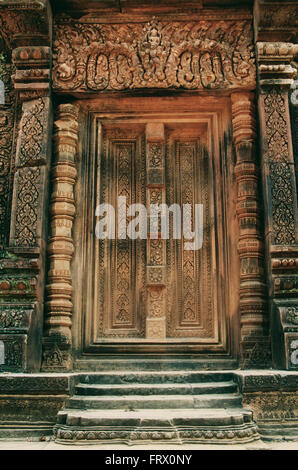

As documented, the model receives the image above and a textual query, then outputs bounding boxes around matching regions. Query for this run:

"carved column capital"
[254,1,298,43]
[0,1,52,52]
[257,42,298,88]
[231,92,257,146]
[11,45,51,101]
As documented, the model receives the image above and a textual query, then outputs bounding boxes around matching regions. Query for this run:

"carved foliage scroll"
[53,19,256,92]
[97,128,146,338]
[16,98,48,167]
[13,167,42,247]
[263,89,296,245]
[166,137,213,339]
[10,97,51,249]
[0,64,15,248]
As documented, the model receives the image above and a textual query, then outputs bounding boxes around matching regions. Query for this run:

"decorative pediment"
[53,17,256,92]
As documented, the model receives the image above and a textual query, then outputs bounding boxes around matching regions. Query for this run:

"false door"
[76,100,234,355]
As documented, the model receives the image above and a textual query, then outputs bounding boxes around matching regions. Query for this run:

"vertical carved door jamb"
[1,44,53,372]
[42,104,79,372]
[231,91,271,369]
[257,42,298,370]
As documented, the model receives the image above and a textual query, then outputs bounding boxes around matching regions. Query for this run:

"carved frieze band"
[44,104,79,342]
[53,18,256,92]
[231,92,270,368]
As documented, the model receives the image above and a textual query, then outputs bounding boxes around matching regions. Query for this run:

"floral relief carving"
[286,307,298,325]
[148,143,163,168]
[0,64,15,248]
[263,89,296,245]
[0,308,25,329]
[53,19,256,92]
[14,167,41,247]
[17,98,46,167]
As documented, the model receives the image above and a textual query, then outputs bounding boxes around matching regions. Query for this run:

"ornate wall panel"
[257,41,298,370]
[262,88,296,246]
[53,18,256,92]
[9,97,52,251]
[97,127,146,339]
[166,137,214,339]
[0,64,16,250]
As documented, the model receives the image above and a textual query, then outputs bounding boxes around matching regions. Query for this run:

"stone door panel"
[73,96,236,355]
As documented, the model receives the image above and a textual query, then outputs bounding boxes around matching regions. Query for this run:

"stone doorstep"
[58,408,253,427]
[54,408,258,445]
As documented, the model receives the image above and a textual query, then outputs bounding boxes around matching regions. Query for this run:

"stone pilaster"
[145,124,167,340]
[0,1,52,372]
[42,104,79,371]
[257,41,298,370]
[231,91,271,368]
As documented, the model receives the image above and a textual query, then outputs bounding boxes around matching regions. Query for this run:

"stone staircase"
[54,370,259,444]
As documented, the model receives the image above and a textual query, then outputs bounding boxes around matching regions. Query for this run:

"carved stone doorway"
[72,95,239,359]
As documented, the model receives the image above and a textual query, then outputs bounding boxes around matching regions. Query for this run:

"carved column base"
[240,336,272,369]
[271,300,298,370]
[41,336,72,372]
[0,254,43,372]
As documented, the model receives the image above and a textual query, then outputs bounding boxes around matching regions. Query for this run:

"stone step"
[77,371,235,385]
[75,381,238,396]
[67,393,242,410]
[74,358,237,372]
[55,408,259,444]
[58,408,252,427]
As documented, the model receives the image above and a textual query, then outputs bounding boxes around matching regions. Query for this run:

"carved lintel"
[53,18,256,93]
[42,103,79,371]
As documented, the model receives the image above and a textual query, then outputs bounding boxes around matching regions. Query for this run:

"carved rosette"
[257,41,298,370]
[42,104,79,371]
[231,92,271,368]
